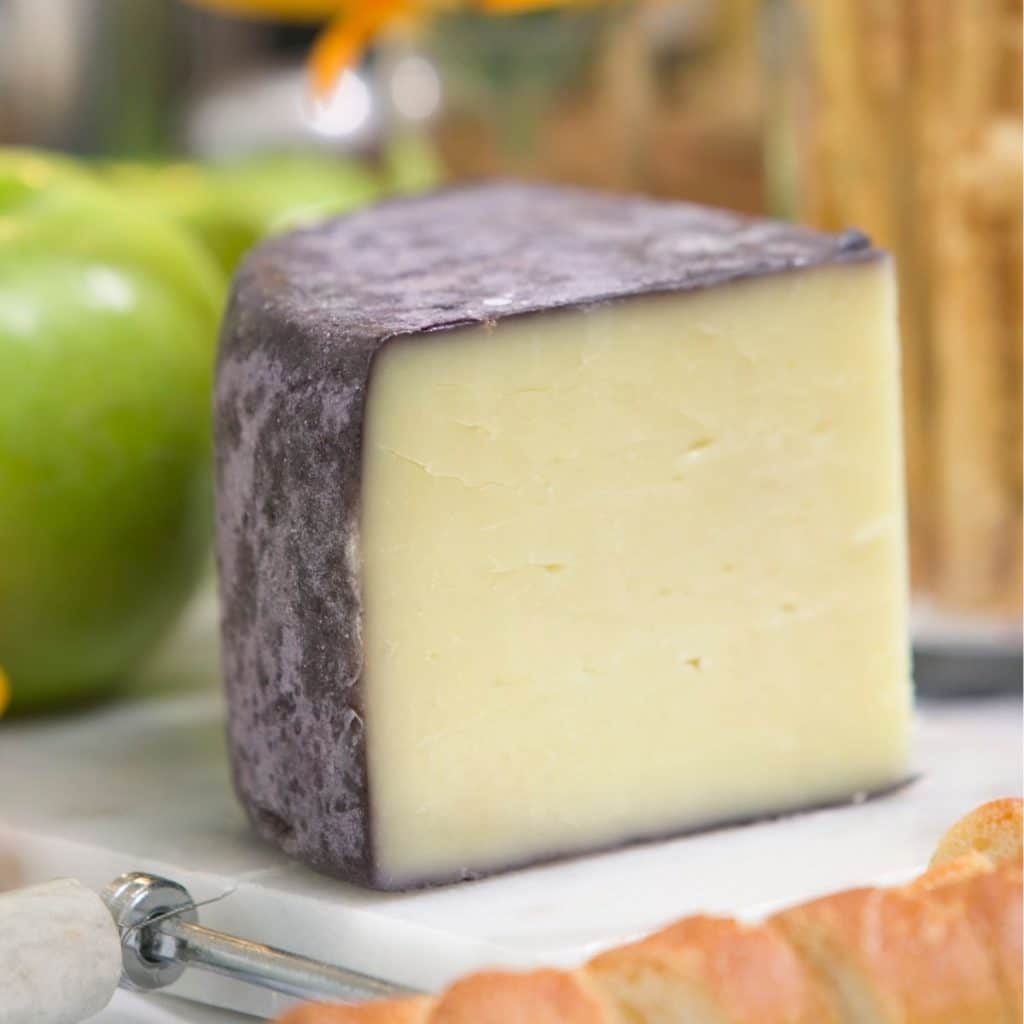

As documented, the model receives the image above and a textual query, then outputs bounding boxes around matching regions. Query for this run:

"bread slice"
[772,875,1009,1023]
[585,914,839,1023]
[930,798,1023,867]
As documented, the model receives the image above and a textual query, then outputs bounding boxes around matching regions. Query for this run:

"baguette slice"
[585,914,839,1024]
[771,873,1009,1023]
[930,798,1023,867]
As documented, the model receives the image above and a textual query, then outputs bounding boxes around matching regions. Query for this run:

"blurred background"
[0,0,1020,710]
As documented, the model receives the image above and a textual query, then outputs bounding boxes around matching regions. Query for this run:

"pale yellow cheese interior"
[361,262,911,885]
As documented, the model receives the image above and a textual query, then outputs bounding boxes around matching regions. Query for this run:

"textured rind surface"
[215,182,881,889]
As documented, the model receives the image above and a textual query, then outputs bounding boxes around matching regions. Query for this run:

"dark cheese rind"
[214,183,880,889]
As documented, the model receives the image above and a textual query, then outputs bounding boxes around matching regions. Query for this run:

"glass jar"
[419,0,766,213]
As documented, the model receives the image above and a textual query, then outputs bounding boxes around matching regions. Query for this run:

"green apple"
[0,152,224,711]
[210,140,445,233]
[104,161,260,277]
[106,153,384,275]
[208,151,382,239]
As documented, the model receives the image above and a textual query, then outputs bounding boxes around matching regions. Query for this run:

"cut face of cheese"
[215,182,911,889]
[361,263,910,884]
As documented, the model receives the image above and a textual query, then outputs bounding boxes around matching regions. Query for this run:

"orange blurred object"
[186,0,598,93]
[310,0,417,95]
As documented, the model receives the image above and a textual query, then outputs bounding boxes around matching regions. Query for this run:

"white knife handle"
[0,878,122,1024]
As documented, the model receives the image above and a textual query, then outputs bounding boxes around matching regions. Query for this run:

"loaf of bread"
[279,799,1022,1023]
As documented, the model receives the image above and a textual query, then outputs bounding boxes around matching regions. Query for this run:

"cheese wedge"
[215,183,912,889]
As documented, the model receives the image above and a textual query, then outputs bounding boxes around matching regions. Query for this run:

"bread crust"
[430,970,611,1024]
[926,860,1023,1017]
[930,798,1023,867]
[906,850,994,893]
[587,914,839,1023]
[771,878,1008,1023]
